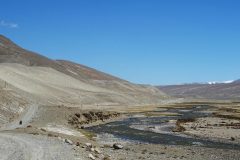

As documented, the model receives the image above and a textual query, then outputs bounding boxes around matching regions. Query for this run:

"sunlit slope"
[0,35,166,106]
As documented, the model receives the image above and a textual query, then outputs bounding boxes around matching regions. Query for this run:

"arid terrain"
[159,81,240,100]
[0,35,240,160]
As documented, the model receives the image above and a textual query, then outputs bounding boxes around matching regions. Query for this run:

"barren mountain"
[0,35,166,108]
[234,79,240,83]
[158,82,240,100]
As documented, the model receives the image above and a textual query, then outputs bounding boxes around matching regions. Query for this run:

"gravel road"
[0,133,80,160]
[0,104,82,160]
[0,104,38,131]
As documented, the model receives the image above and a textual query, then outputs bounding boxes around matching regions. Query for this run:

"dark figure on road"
[19,120,22,125]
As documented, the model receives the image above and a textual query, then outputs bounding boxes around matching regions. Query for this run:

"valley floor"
[1,101,240,160]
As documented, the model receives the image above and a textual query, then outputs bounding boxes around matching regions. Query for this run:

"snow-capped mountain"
[207,80,234,85]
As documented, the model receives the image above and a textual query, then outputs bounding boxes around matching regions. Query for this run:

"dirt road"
[0,104,81,160]
[0,133,79,160]
[0,104,39,131]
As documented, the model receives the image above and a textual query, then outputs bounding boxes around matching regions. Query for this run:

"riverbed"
[87,105,240,150]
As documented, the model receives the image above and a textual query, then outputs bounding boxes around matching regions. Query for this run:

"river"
[87,105,240,150]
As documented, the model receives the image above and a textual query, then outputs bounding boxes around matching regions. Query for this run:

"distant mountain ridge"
[170,80,234,86]
[158,79,240,100]
[234,79,240,83]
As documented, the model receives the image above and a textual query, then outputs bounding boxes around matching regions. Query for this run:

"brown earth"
[158,82,240,100]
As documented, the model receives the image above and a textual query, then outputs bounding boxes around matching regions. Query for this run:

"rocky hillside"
[0,35,166,107]
[158,82,240,100]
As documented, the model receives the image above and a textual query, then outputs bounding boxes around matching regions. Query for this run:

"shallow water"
[87,105,240,150]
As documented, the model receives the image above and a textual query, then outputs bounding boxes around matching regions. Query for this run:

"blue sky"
[0,0,240,85]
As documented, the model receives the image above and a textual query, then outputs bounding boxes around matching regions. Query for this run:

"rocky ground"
[0,132,80,160]
[1,102,240,160]
[98,142,240,160]
[182,117,240,143]
[2,129,240,160]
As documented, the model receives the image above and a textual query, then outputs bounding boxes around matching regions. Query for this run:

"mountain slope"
[158,82,240,100]
[0,35,166,107]
[234,79,240,83]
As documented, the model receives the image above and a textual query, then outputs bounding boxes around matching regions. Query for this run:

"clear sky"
[0,0,240,85]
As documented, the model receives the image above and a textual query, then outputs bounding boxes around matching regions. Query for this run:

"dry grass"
[144,112,180,117]
[212,102,240,120]
[119,102,214,114]
[213,112,240,120]
[120,105,161,114]
[172,118,196,132]
[79,129,96,140]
